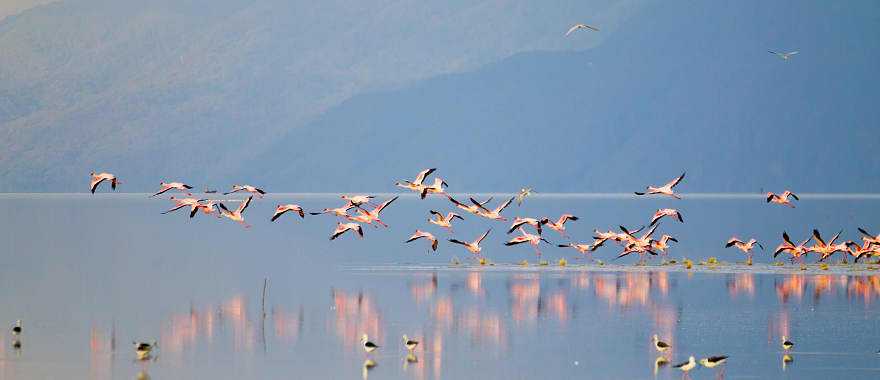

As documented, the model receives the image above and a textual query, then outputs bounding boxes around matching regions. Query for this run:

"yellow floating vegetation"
[819,263,829,271]
[519,260,529,267]
[558,258,567,267]
[539,260,549,266]
[683,258,693,269]
[479,257,488,266]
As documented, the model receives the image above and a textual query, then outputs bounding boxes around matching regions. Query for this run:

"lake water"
[0,194,878,379]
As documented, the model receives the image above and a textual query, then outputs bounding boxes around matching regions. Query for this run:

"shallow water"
[0,194,878,379]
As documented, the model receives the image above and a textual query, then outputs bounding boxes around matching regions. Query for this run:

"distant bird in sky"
[396,168,436,194]
[402,335,419,352]
[565,23,599,36]
[515,187,535,206]
[635,172,685,199]
[472,197,514,221]
[769,50,798,60]
[224,184,266,198]
[218,196,253,228]
[673,356,696,377]
[271,204,306,221]
[541,214,579,237]
[649,208,683,227]
[331,222,364,240]
[449,229,491,255]
[766,190,799,208]
[89,172,119,193]
[428,210,464,232]
[405,230,438,252]
[151,182,193,197]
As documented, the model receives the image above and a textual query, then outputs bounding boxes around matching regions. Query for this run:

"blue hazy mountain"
[248,1,880,193]
[1,1,878,192]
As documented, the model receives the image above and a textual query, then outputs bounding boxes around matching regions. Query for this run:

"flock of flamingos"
[88,168,880,268]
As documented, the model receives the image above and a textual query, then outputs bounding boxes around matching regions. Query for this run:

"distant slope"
[0,0,639,192]
[249,1,880,192]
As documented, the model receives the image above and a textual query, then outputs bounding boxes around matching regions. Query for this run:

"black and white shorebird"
[782,336,794,350]
[654,356,669,375]
[11,320,22,336]
[361,334,379,354]
[673,356,696,378]
[134,340,157,360]
[699,355,728,375]
[402,335,419,352]
[652,334,670,353]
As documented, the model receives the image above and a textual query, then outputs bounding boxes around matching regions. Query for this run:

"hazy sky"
[0,0,57,21]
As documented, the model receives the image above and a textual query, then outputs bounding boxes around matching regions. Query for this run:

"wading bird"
[541,214,578,237]
[330,222,364,240]
[635,172,685,199]
[726,237,763,264]
[616,225,660,264]
[395,168,436,194]
[402,335,419,352]
[769,50,798,60]
[505,227,551,259]
[133,341,157,360]
[565,23,599,36]
[673,356,696,378]
[151,182,193,197]
[89,172,119,193]
[224,184,266,198]
[218,196,253,228]
[649,209,684,227]
[449,229,491,256]
[405,230,438,252]
[11,320,21,336]
[699,355,728,376]
[766,190,799,208]
[271,204,306,221]
[428,210,464,232]
[782,336,794,350]
[361,334,379,354]
[473,197,514,221]
[652,334,670,353]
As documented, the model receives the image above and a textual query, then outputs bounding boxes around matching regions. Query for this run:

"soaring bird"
[395,168,436,194]
[769,50,799,60]
[406,230,439,252]
[224,184,266,198]
[766,190,799,208]
[271,204,306,221]
[649,209,684,227]
[541,214,578,237]
[472,197,514,221]
[217,196,253,228]
[361,334,379,354]
[449,229,492,255]
[635,172,685,199]
[652,334,670,352]
[428,210,464,232]
[151,182,193,197]
[565,23,599,36]
[402,335,419,351]
[89,172,119,193]
[330,222,364,240]
[515,187,535,206]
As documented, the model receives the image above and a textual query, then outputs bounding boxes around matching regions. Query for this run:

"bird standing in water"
[402,335,419,352]
[361,334,379,354]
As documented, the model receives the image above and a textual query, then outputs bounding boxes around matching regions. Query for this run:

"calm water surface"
[0,194,878,379]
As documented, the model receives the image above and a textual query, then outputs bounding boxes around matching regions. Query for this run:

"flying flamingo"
[773,232,812,264]
[310,205,354,218]
[161,197,202,215]
[635,172,685,199]
[766,191,799,208]
[504,227,551,259]
[89,172,119,193]
[845,241,879,263]
[857,227,880,246]
[191,199,220,218]
[218,196,253,228]
[419,178,449,199]
[649,209,684,227]
[541,214,579,237]
[405,230,439,252]
[151,182,193,197]
[725,237,763,264]
[330,222,364,240]
[224,184,266,198]
[341,195,375,208]
[472,197,514,221]
[347,196,398,227]
[809,229,848,263]
[395,168,436,194]
[270,204,306,221]
[448,229,491,256]
[616,224,660,264]
[507,217,545,235]
[651,234,678,260]
[447,195,493,216]
[557,242,598,261]
[428,210,464,232]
